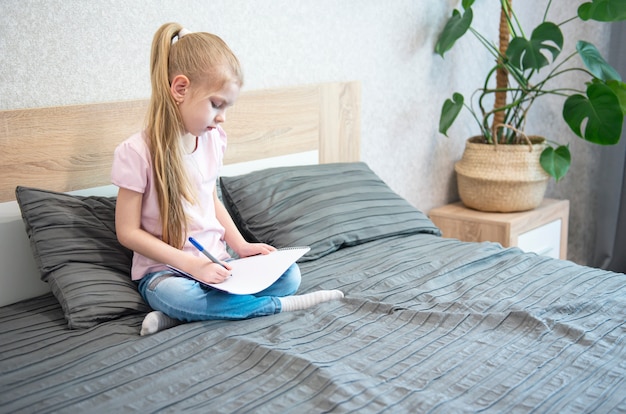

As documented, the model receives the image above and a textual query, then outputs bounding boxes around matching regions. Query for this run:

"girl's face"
[178,78,240,137]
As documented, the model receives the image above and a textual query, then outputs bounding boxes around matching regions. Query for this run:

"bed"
[1,81,625,413]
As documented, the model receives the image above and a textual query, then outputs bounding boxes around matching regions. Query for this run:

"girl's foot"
[140,311,180,335]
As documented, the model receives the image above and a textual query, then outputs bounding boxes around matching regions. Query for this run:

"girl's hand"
[236,242,276,258]
[187,257,232,284]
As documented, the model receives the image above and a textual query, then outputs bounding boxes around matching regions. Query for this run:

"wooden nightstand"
[429,198,569,260]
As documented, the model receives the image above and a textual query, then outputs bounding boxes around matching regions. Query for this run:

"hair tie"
[172,28,192,44]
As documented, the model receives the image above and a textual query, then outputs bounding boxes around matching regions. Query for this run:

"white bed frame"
[0,81,361,306]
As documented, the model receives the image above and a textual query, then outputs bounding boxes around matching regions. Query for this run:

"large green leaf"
[506,22,563,71]
[439,93,464,136]
[578,0,626,21]
[577,41,622,81]
[606,80,626,114]
[563,82,623,144]
[540,145,571,181]
[435,8,473,57]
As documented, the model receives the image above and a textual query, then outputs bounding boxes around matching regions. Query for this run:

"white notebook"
[167,246,310,295]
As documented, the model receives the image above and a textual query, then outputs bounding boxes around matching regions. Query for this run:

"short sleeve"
[111,134,151,194]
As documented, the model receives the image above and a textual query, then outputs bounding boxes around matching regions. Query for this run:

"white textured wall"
[0,1,614,265]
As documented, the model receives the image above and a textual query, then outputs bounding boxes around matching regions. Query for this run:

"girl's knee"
[281,263,302,294]
[262,263,301,297]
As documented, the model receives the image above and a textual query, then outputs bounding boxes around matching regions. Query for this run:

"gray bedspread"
[1,234,625,413]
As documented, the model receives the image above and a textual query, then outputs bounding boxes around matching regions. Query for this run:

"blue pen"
[189,237,227,269]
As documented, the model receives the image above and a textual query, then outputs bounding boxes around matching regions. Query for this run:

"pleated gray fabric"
[2,234,625,413]
[220,162,441,261]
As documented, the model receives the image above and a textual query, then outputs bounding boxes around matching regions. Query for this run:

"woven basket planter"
[454,136,550,213]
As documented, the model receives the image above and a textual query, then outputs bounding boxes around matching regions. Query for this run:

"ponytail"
[147,23,187,249]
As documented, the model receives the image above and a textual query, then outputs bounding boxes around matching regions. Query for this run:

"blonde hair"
[146,22,243,249]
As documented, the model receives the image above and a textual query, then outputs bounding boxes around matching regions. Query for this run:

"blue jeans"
[137,263,301,322]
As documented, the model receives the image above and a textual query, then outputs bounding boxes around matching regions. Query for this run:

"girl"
[112,23,343,336]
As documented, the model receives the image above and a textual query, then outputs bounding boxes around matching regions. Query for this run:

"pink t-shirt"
[111,127,229,280]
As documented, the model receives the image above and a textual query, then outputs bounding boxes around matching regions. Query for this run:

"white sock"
[279,290,344,312]
[140,311,180,336]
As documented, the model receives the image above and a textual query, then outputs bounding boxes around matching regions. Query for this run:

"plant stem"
[503,0,524,37]
[543,0,553,22]
[557,15,579,27]
[469,28,500,59]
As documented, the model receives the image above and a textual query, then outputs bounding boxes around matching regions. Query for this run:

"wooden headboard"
[0,81,360,306]
[0,81,360,202]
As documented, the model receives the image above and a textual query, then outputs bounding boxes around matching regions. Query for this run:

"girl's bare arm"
[115,187,230,283]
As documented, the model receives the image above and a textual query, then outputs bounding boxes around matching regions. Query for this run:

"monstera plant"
[436,0,626,182]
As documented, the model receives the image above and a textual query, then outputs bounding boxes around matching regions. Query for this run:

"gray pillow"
[15,186,148,329]
[220,162,441,261]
